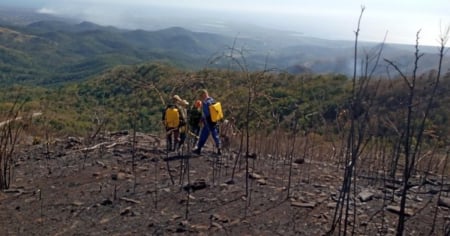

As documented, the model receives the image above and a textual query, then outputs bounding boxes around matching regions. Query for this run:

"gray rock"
[291,201,316,208]
[438,197,450,208]
[386,205,414,216]
[358,190,374,202]
[248,172,263,179]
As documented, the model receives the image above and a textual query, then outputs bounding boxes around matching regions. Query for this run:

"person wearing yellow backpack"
[174,96,189,150]
[162,95,184,151]
[192,89,221,155]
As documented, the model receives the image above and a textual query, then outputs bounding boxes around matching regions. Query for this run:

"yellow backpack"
[209,102,224,122]
[165,107,180,128]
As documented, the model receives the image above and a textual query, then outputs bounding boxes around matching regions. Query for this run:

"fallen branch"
[0,112,42,128]
[119,197,141,204]
[80,142,110,152]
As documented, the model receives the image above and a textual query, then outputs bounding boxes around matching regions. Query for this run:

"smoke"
[37,7,56,14]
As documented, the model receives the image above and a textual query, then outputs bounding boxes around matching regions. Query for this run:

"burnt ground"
[0,131,449,236]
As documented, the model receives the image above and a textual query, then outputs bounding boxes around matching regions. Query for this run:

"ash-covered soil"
[0,132,449,235]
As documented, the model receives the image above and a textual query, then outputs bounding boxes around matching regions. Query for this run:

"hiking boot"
[192,148,201,155]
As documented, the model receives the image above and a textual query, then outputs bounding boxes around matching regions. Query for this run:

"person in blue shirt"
[192,89,221,155]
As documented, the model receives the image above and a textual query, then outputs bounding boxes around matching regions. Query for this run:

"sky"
[4,0,450,46]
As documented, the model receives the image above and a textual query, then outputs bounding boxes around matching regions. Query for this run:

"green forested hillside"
[1,62,448,145]
[0,63,347,135]
[0,21,236,86]
[2,19,448,87]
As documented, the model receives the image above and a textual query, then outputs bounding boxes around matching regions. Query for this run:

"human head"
[172,94,189,107]
[173,94,189,106]
[173,94,182,103]
[197,89,209,100]
[194,100,202,108]
[181,99,189,107]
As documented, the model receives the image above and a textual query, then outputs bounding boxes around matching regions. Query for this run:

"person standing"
[188,100,202,147]
[162,95,187,151]
[192,89,221,155]
[176,98,189,149]
[162,100,180,151]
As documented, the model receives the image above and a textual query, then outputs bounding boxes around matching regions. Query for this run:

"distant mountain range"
[0,6,448,86]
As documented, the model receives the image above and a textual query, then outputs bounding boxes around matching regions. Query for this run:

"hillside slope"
[0,21,237,85]
[1,15,448,86]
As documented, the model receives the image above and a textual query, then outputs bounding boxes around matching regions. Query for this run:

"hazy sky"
[4,0,450,46]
